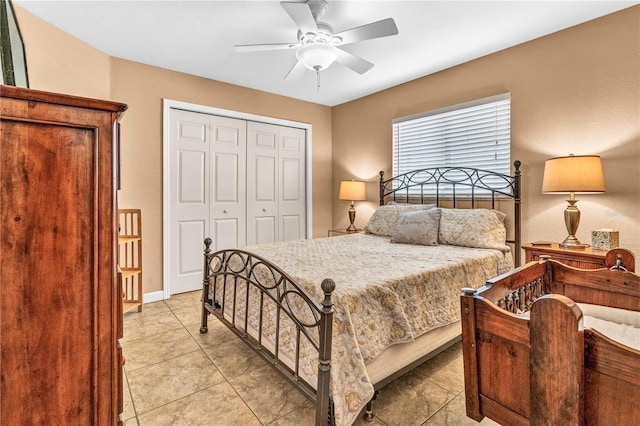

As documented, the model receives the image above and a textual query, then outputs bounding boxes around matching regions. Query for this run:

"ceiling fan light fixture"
[236,1,399,83]
[296,43,339,71]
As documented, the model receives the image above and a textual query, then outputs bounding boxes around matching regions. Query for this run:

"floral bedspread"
[210,233,513,425]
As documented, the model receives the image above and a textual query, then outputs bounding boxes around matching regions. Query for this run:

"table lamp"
[339,180,367,232]
[542,155,605,248]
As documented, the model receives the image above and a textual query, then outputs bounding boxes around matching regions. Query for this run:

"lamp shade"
[339,180,367,201]
[296,43,339,71]
[542,155,605,193]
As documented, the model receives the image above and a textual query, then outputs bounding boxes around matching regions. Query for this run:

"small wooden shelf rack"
[118,209,143,313]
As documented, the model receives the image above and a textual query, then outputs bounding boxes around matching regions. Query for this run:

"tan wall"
[15,6,333,296]
[332,6,640,263]
[14,6,111,99]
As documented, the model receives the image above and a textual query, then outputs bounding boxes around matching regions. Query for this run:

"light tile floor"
[121,290,498,425]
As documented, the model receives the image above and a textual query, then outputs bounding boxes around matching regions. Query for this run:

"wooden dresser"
[1,86,127,424]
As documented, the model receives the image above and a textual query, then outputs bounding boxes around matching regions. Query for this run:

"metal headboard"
[379,160,522,265]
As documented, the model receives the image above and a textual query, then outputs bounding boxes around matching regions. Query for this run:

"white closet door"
[169,109,210,294]
[247,122,278,245]
[210,116,247,251]
[279,126,306,241]
[167,106,307,295]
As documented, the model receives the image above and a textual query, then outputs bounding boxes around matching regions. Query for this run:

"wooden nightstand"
[328,228,363,237]
[522,243,608,269]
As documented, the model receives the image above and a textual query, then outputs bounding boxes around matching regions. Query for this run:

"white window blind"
[392,93,511,195]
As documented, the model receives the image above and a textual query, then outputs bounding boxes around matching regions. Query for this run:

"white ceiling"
[15,0,639,106]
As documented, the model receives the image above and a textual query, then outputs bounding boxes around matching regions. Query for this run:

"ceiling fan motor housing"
[297,22,341,45]
[307,0,329,22]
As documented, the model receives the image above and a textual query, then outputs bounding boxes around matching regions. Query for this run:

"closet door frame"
[162,99,312,300]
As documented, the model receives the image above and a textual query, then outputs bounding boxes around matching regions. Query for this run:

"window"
[392,93,511,195]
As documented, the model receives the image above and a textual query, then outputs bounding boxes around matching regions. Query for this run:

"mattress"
[578,303,640,351]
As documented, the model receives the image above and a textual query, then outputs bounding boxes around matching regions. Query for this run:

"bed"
[461,249,639,425]
[200,162,522,425]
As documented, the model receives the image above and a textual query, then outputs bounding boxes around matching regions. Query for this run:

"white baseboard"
[143,290,165,304]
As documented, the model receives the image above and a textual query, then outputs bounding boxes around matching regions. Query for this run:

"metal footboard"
[199,238,336,426]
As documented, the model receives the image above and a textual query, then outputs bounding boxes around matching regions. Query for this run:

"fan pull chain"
[314,65,321,91]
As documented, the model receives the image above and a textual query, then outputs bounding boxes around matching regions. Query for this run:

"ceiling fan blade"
[334,17,399,46]
[234,42,297,52]
[280,1,318,34]
[335,49,374,74]
[284,60,307,80]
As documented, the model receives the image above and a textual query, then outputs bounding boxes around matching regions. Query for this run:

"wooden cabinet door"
[0,86,126,424]
[2,120,97,423]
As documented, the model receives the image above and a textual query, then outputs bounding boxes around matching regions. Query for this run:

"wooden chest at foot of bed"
[461,248,640,426]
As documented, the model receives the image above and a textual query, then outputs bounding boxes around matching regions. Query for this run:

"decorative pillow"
[438,208,509,251]
[391,209,441,246]
[365,204,436,237]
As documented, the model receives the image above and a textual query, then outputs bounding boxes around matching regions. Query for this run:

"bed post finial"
[316,278,335,426]
[204,237,212,254]
[321,278,336,302]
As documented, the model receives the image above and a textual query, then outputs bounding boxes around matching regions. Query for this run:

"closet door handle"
[262,208,267,212]
[223,209,228,213]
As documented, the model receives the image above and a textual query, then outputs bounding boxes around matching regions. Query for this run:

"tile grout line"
[421,389,466,425]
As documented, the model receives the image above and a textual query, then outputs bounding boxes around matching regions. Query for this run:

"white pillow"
[365,204,436,237]
[391,209,441,246]
[438,208,509,251]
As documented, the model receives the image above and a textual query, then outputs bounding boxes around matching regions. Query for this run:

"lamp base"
[346,224,358,232]
[559,235,589,250]
[560,198,588,250]
[346,204,357,232]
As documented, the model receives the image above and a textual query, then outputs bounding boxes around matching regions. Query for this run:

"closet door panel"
[210,116,247,251]
[212,151,242,249]
[254,217,277,245]
[255,156,277,201]
[247,122,278,245]
[278,126,306,241]
[178,220,206,274]
[281,215,302,241]
[170,110,210,294]
[213,218,240,249]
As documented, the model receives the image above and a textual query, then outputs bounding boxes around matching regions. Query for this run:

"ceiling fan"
[234,0,399,84]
